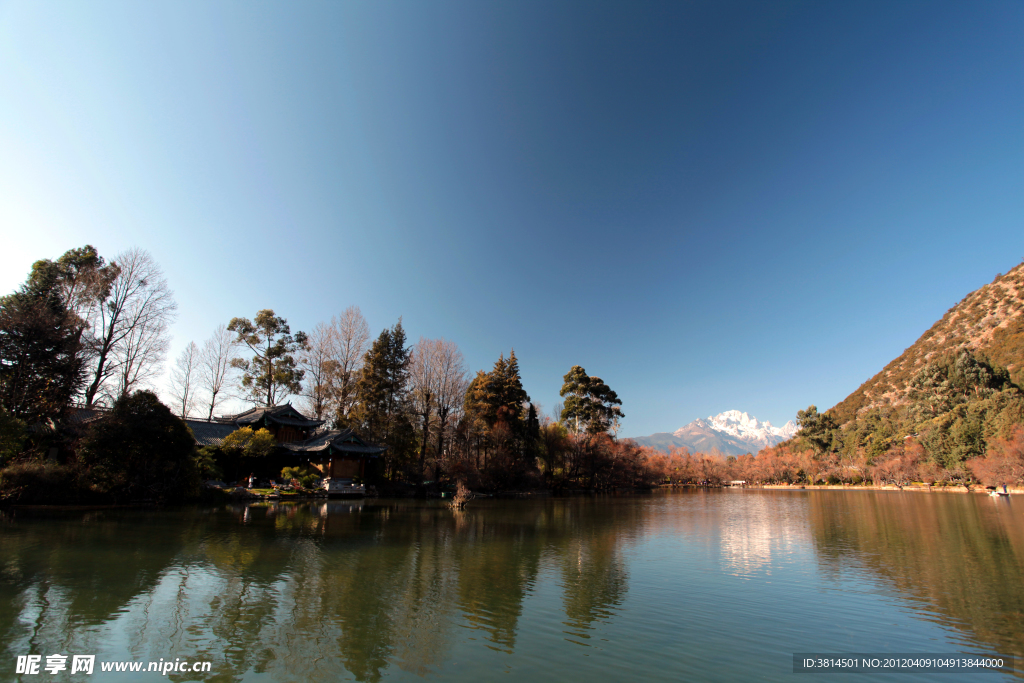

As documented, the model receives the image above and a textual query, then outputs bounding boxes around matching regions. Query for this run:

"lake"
[1,490,1021,681]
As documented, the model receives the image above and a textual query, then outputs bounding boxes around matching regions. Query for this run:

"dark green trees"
[78,391,200,502]
[0,408,27,466]
[229,310,307,407]
[352,320,411,439]
[0,260,85,423]
[464,350,530,428]
[795,405,837,456]
[559,365,623,435]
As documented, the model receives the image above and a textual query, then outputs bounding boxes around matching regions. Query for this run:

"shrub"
[0,460,92,504]
[281,465,320,489]
[221,427,276,459]
[78,391,200,502]
[0,407,27,467]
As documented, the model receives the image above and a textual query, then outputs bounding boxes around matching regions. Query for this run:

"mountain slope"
[831,262,1024,426]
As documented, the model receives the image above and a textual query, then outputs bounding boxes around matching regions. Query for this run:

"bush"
[281,465,320,489]
[221,427,276,459]
[0,407,27,467]
[195,446,224,481]
[78,391,200,503]
[0,460,93,504]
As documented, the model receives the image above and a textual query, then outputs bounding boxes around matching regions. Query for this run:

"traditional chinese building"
[185,404,385,482]
[282,429,387,481]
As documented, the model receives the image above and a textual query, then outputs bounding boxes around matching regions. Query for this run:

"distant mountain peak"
[633,410,797,456]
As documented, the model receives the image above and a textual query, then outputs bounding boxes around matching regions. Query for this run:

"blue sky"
[1,0,1021,435]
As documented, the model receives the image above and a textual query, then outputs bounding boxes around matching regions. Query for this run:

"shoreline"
[747,483,1021,494]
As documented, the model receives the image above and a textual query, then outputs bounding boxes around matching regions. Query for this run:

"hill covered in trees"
[776,261,1024,486]
[832,262,1024,426]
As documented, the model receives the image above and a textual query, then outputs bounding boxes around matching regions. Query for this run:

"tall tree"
[559,365,623,435]
[353,319,411,444]
[432,339,469,475]
[332,306,370,422]
[168,341,200,418]
[197,324,237,419]
[795,405,837,456]
[81,248,177,406]
[0,265,85,423]
[111,285,173,400]
[298,320,340,421]
[228,310,307,407]
[28,245,118,346]
[410,337,440,483]
[465,350,529,429]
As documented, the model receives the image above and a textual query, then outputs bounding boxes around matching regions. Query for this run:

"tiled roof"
[66,406,107,426]
[185,420,240,447]
[281,429,387,456]
[229,403,324,428]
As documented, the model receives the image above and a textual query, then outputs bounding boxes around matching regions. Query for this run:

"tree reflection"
[0,498,638,681]
[807,492,1024,660]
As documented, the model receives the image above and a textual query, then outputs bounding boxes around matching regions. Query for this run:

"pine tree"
[0,264,85,423]
[464,350,530,429]
[353,320,411,444]
[559,365,623,435]
[228,310,307,407]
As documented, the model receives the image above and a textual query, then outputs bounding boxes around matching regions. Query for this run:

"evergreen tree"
[353,320,411,445]
[0,264,85,423]
[796,405,838,456]
[78,391,199,502]
[228,310,307,407]
[559,365,623,435]
[464,350,530,429]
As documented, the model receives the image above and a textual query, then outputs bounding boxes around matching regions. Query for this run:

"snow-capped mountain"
[629,410,798,456]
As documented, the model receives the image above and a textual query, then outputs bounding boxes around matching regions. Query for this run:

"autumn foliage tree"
[971,425,1024,486]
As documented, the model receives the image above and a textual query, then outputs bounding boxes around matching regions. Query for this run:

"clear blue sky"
[1,0,1021,435]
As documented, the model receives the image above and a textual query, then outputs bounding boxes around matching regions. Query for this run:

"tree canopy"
[220,426,276,459]
[77,391,199,502]
[559,365,623,435]
[464,350,529,428]
[229,309,307,407]
[795,405,838,456]
[0,261,85,423]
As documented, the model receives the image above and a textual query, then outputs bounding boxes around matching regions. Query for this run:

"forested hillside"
[832,262,1024,426]
[785,261,1024,485]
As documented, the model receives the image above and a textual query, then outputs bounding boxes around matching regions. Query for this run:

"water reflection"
[806,491,1024,661]
[1,492,1022,681]
[1,499,637,682]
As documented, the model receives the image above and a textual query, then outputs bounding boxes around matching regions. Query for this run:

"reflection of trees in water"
[554,504,630,640]
[1,499,640,681]
[0,510,189,668]
[807,492,1024,660]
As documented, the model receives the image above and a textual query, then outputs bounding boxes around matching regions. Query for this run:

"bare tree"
[431,339,469,479]
[83,248,177,405]
[168,341,200,418]
[298,321,339,421]
[110,291,173,401]
[410,338,442,483]
[333,306,369,421]
[197,324,237,419]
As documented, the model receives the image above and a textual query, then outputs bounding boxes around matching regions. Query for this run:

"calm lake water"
[2,490,1022,682]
